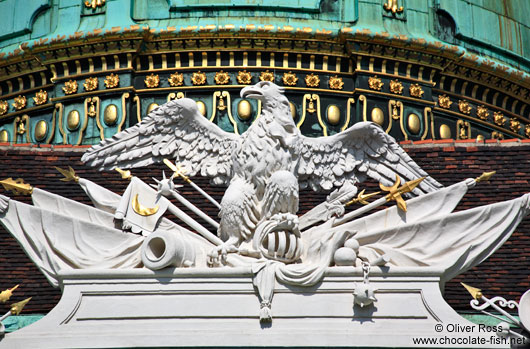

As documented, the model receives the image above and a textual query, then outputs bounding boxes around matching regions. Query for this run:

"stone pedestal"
[0,267,508,348]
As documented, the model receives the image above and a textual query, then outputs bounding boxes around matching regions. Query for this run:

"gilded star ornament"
[305,74,320,88]
[0,100,8,116]
[438,94,452,109]
[458,100,471,115]
[282,72,298,86]
[494,112,506,126]
[62,80,78,95]
[168,72,184,87]
[368,76,383,91]
[328,75,344,90]
[83,77,98,92]
[33,90,48,105]
[510,118,521,133]
[104,73,120,88]
[191,71,207,86]
[12,96,26,110]
[409,84,424,98]
[144,74,160,88]
[477,105,489,120]
[389,80,403,94]
[259,70,274,82]
[214,71,230,85]
[237,71,252,85]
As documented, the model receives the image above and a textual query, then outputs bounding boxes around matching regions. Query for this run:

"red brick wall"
[0,141,528,313]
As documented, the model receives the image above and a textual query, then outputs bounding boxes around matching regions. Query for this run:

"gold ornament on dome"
[368,76,383,91]
[389,80,403,94]
[168,72,184,87]
[63,80,78,95]
[144,74,160,88]
[33,90,48,105]
[409,84,424,98]
[458,100,471,115]
[191,71,207,86]
[328,75,344,90]
[491,131,504,140]
[12,96,26,110]
[0,100,9,116]
[525,124,530,138]
[85,0,106,9]
[305,74,320,88]
[237,71,252,85]
[259,70,274,82]
[438,94,452,109]
[493,111,505,126]
[83,77,98,92]
[34,120,48,142]
[477,105,489,120]
[214,71,230,85]
[104,73,120,88]
[383,0,403,14]
[510,118,521,133]
[282,72,298,86]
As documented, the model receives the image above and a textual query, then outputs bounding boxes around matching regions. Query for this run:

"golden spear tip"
[114,168,131,180]
[0,178,33,195]
[405,176,426,192]
[55,166,79,183]
[10,297,31,315]
[475,171,496,183]
[461,282,483,300]
[0,284,19,303]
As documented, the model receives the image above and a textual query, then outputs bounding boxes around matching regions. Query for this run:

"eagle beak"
[240,85,263,100]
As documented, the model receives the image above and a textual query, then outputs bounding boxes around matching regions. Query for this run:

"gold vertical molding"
[418,66,424,80]
[113,54,120,69]
[492,92,499,106]
[175,53,181,68]
[188,52,194,67]
[208,91,220,122]
[101,57,107,71]
[62,62,69,77]
[118,93,129,132]
[135,56,141,70]
[482,88,490,102]
[93,97,104,140]
[75,60,82,74]
[397,101,407,139]
[270,52,275,67]
[49,65,57,82]
[6,81,13,94]
[368,58,374,72]
[429,69,436,82]
[422,107,433,140]
[358,94,367,122]
[81,96,102,144]
[229,52,235,67]
[439,76,446,90]
[283,53,289,68]
[394,61,400,76]
[381,59,387,74]
[297,94,311,129]
[342,98,355,131]
[501,96,508,110]
[17,77,24,91]
[222,91,239,135]
[147,56,154,71]
[216,52,221,66]
[57,104,67,144]
[520,104,527,117]
[202,52,207,67]
[133,95,141,123]
[461,81,468,96]
[406,64,412,78]
[296,54,302,69]
[450,79,457,93]
[88,58,94,72]
[40,72,47,85]
[387,100,404,136]
[348,59,353,73]
[127,53,133,68]
[243,52,248,67]
[511,100,519,114]
[323,56,328,71]
[46,103,61,144]
[161,54,167,69]
[28,75,35,89]
[356,56,362,71]
[256,52,262,67]
[310,55,315,70]
[471,84,479,99]
[336,57,341,72]
[305,94,326,136]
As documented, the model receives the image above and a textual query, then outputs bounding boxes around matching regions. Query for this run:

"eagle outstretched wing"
[81,98,240,185]
[297,122,442,195]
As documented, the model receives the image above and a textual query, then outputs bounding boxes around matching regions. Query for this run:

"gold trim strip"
[133,95,141,123]
[222,91,239,135]
[57,103,67,144]
[359,94,367,122]
[422,107,433,140]
[0,83,54,100]
[136,85,354,95]
[52,68,133,83]
[46,103,59,144]
[135,65,352,75]
[342,98,355,131]
[0,103,54,121]
[208,91,219,122]
[356,69,434,85]
[51,86,134,103]
[118,93,129,132]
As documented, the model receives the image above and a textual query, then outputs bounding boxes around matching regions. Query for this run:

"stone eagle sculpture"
[81,81,442,256]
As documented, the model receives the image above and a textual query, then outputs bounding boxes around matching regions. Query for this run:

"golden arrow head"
[475,171,496,183]
[0,284,19,303]
[10,297,31,315]
[345,189,381,206]
[398,177,426,195]
[115,167,132,180]
[461,282,483,300]
[0,178,33,195]
[163,158,190,183]
[55,166,79,183]
[379,175,401,193]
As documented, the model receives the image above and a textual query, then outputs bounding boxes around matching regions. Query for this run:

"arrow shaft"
[332,197,388,227]
[188,180,221,209]
[171,191,219,230]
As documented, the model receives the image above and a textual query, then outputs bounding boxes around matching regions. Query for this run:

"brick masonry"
[0,141,528,314]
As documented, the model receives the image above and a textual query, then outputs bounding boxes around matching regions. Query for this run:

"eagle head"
[240,81,289,111]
